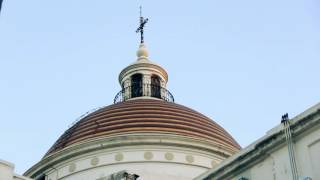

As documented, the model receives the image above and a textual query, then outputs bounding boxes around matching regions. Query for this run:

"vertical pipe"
[284,122,295,180]
[287,122,299,179]
[283,120,299,180]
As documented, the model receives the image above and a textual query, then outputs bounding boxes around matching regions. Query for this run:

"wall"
[25,134,231,180]
[228,124,320,180]
[0,160,32,180]
[43,147,219,180]
[0,160,14,180]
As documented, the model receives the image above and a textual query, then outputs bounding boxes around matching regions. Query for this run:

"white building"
[0,160,32,180]
[4,100,320,180]
[2,14,319,180]
[196,102,320,180]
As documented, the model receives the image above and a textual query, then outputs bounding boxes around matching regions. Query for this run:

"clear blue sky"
[0,0,319,174]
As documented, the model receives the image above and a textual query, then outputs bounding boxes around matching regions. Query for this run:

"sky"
[0,0,319,174]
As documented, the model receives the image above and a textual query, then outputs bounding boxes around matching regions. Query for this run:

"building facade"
[196,103,320,180]
[4,14,319,180]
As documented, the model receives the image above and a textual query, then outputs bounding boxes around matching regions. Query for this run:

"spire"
[135,6,149,44]
[135,6,149,61]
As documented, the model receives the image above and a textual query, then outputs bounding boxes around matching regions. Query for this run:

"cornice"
[118,62,168,84]
[24,133,236,178]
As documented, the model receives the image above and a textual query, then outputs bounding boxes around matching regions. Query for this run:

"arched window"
[151,75,161,98]
[131,74,143,98]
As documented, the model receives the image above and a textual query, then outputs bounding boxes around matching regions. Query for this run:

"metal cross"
[136,6,149,44]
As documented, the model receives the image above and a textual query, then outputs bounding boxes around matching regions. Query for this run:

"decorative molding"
[119,63,168,85]
[186,155,194,163]
[165,152,174,161]
[91,157,99,166]
[25,133,231,178]
[115,153,124,162]
[211,160,217,168]
[68,163,76,173]
[144,151,153,160]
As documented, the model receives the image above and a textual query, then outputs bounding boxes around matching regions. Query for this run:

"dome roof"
[46,99,240,156]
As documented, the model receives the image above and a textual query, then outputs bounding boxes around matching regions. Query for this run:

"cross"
[136,6,149,44]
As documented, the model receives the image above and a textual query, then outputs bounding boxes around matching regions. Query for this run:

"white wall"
[230,125,320,180]
[0,160,32,180]
[44,148,217,180]
[53,162,206,180]
[0,160,14,180]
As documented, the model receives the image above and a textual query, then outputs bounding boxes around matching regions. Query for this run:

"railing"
[114,84,174,104]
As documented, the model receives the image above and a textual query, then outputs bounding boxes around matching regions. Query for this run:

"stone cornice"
[24,133,235,178]
[118,62,168,84]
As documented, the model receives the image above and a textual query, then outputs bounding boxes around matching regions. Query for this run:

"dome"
[46,99,240,157]
[26,14,243,180]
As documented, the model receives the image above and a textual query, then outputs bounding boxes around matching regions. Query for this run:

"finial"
[136,6,149,44]
[136,43,149,59]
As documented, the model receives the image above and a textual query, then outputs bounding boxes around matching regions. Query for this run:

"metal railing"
[114,84,174,104]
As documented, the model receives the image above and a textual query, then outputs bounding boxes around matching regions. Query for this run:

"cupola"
[114,13,174,103]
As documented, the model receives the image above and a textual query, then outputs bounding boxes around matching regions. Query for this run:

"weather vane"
[136,6,149,44]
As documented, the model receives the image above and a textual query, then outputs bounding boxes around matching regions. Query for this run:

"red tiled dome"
[46,99,240,156]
